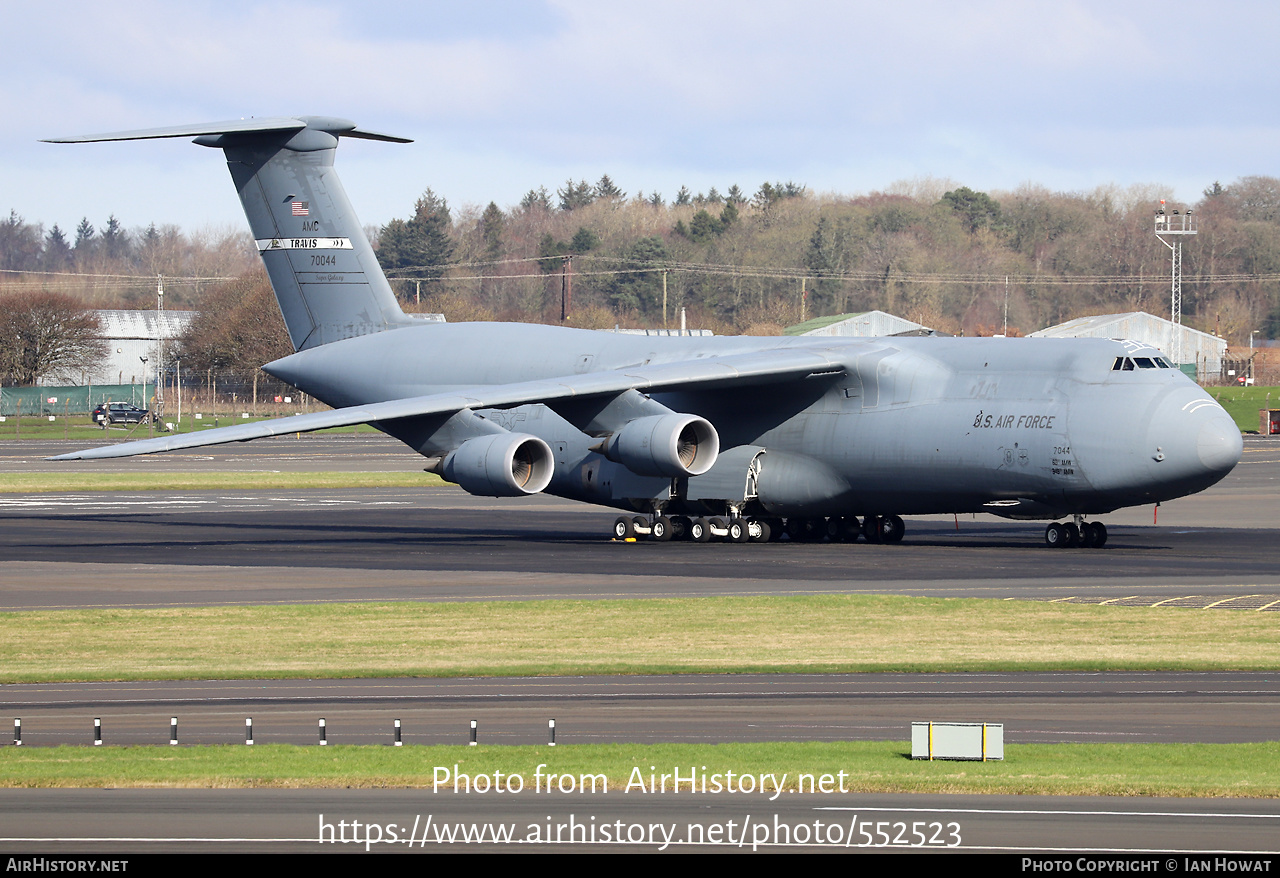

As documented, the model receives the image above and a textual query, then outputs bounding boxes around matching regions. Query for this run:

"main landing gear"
[611,513,906,544]
[1044,516,1108,549]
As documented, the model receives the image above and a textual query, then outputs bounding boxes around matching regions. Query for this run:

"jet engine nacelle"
[441,433,554,497]
[601,414,719,478]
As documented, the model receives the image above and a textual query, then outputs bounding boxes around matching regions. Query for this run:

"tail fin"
[46,116,415,350]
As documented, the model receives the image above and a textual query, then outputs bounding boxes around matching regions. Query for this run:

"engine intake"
[441,433,554,496]
[601,414,719,477]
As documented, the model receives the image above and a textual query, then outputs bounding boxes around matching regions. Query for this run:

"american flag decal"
[291,201,309,216]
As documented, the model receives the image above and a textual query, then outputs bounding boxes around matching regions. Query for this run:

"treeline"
[0,212,255,307]
[372,175,1280,344]
[6,173,1280,386]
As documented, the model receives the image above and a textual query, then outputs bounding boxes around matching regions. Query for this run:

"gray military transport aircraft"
[46,116,1243,548]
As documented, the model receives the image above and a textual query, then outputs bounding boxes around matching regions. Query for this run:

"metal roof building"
[786,310,943,338]
[44,309,196,386]
[1029,311,1226,376]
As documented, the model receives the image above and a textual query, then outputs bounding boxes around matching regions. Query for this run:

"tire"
[727,518,749,543]
[879,514,905,543]
[750,520,772,543]
[1045,522,1066,547]
[708,516,728,538]
[1064,522,1080,547]
[1078,522,1097,548]
[1091,521,1108,548]
[613,516,634,539]
[671,516,692,541]
[690,518,712,543]
[651,516,673,542]
[862,515,883,544]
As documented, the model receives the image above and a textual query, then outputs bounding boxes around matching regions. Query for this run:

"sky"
[3,0,1278,235]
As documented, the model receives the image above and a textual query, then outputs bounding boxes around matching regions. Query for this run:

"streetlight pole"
[139,356,150,436]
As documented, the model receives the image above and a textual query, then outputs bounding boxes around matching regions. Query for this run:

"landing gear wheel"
[1090,521,1107,548]
[1080,521,1107,548]
[862,515,883,544]
[690,518,712,543]
[1045,522,1067,548]
[670,516,692,541]
[726,517,749,543]
[764,518,785,542]
[879,514,905,544]
[1078,522,1097,548]
[835,516,861,543]
[799,517,826,542]
[651,515,674,542]
[1064,522,1080,547]
[612,516,634,539]
[749,519,772,542]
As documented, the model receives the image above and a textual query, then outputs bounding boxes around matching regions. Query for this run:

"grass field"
[1206,384,1280,432]
[0,416,380,441]
[2,595,1277,683]
[2,741,1277,797]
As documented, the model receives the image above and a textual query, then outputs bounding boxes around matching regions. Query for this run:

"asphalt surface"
[1,434,1278,855]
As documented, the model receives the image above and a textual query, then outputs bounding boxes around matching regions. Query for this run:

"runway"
[1,435,1278,854]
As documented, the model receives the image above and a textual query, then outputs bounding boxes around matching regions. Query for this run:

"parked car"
[92,402,151,426]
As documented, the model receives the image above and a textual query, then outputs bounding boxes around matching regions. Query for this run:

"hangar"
[1030,311,1226,379]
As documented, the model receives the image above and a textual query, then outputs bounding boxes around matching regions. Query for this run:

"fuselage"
[264,322,1242,520]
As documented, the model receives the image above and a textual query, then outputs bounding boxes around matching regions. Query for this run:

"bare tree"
[0,292,107,385]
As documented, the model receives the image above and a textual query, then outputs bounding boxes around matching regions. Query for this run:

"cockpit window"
[1154,357,1172,368]
[1133,357,1156,369]
[1121,357,1135,371]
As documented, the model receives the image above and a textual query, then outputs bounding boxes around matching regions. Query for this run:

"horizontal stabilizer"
[50,348,846,461]
[43,116,411,144]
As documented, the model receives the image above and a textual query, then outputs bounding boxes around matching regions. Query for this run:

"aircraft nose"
[1197,411,1243,474]
[1146,394,1241,492]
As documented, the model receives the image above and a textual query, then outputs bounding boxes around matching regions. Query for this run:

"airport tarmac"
[1,434,1277,854]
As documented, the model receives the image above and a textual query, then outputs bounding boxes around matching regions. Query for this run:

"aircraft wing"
[49,348,846,461]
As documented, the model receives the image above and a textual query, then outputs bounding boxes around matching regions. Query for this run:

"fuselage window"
[1134,357,1156,369]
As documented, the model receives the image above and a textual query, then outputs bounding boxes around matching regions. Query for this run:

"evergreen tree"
[480,202,505,260]
[595,174,625,201]
[939,186,1002,233]
[101,215,130,260]
[375,189,454,283]
[570,227,600,252]
[558,179,595,211]
[73,217,96,252]
[519,186,552,212]
[674,186,692,206]
[689,209,722,243]
[43,224,70,270]
[609,236,669,312]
